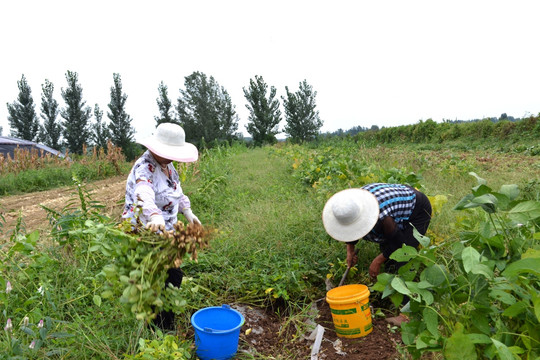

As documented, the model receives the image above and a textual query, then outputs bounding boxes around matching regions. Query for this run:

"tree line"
[6,71,323,159]
[350,116,540,146]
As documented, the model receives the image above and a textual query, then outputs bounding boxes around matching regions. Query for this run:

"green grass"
[183,146,358,308]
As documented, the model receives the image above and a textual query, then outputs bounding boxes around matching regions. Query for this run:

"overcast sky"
[1,0,539,142]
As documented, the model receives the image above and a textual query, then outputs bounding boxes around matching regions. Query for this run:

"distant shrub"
[0,141,131,195]
[353,116,539,151]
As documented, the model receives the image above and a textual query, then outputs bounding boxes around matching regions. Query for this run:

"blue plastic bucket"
[191,304,245,360]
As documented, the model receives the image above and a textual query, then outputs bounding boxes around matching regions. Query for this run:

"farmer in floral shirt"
[123,122,201,330]
[123,123,200,230]
[322,183,432,326]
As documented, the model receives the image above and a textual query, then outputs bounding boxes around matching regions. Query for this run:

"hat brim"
[138,137,198,162]
[322,188,380,242]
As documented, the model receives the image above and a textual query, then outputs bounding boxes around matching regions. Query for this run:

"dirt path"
[0,175,127,240]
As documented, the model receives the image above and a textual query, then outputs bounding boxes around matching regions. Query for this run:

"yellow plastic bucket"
[326,284,372,338]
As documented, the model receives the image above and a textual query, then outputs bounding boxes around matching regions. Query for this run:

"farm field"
[0,140,539,359]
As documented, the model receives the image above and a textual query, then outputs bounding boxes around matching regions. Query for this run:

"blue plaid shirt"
[361,183,417,243]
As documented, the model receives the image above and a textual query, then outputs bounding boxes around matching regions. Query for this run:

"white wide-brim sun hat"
[322,188,380,242]
[138,123,198,162]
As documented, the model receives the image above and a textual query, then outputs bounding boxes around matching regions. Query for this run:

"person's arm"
[368,216,403,278]
[369,253,386,278]
[134,180,161,220]
[346,242,358,268]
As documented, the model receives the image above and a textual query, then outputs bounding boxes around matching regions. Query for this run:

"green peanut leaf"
[467,333,491,344]
[470,263,493,279]
[390,245,418,262]
[471,194,498,213]
[471,311,491,335]
[489,290,516,305]
[416,333,429,349]
[502,301,528,317]
[491,192,511,211]
[502,258,540,278]
[389,292,404,308]
[381,284,395,299]
[373,272,393,292]
[444,323,476,360]
[423,307,439,336]
[453,194,474,211]
[413,226,430,247]
[421,264,447,287]
[93,295,102,307]
[508,200,540,223]
[499,184,519,201]
[418,289,434,305]
[522,248,540,259]
[491,338,515,360]
[390,276,411,296]
[469,172,487,185]
[532,293,540,323]
[401,321,417,345]
[417,280,433,289]
[462,247,481,273]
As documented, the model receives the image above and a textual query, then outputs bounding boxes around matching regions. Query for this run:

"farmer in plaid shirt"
[323,183,432,325]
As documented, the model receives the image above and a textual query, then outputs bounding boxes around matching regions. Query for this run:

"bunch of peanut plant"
[99,221,212,323]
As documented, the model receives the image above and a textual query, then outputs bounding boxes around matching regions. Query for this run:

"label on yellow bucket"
[326,284,373,338]
[331,308,357,315]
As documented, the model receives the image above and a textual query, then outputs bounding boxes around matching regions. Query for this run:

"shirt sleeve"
[134,180,161,220]
[179,194,191,213]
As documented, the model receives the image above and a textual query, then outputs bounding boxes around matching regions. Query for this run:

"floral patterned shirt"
[122,150,191,230]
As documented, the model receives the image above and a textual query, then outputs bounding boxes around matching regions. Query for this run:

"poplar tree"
[107,73,135,158]
[282,80,323,142]
[176,71,239,146]
[6,74,39,141]
[39,79,62,149]
[155,81,178,126]
[243,75,281,146]
[91,104,110,150]
[60,70,91,155]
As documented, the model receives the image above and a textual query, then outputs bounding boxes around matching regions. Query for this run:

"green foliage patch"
[374,173,540,359]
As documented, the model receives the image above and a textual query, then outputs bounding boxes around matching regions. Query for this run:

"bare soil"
[234,300,402,359]
[0,175,127,240]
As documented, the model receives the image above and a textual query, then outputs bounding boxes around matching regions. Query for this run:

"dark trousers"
[382,190,431,306]
[381,189,432,271]
[153,267,183,330]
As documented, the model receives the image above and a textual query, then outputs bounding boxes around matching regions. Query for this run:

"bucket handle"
[203,327,229,333]
[203,305,239,333]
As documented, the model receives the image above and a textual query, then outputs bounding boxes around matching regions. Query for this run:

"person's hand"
[369,254,386,279]
[183,208,201,225]
[146,214,165,232]
[346,243,358,268]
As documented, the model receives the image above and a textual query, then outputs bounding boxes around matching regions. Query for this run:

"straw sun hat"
[322,188,380,242]
[138,123,198,162]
